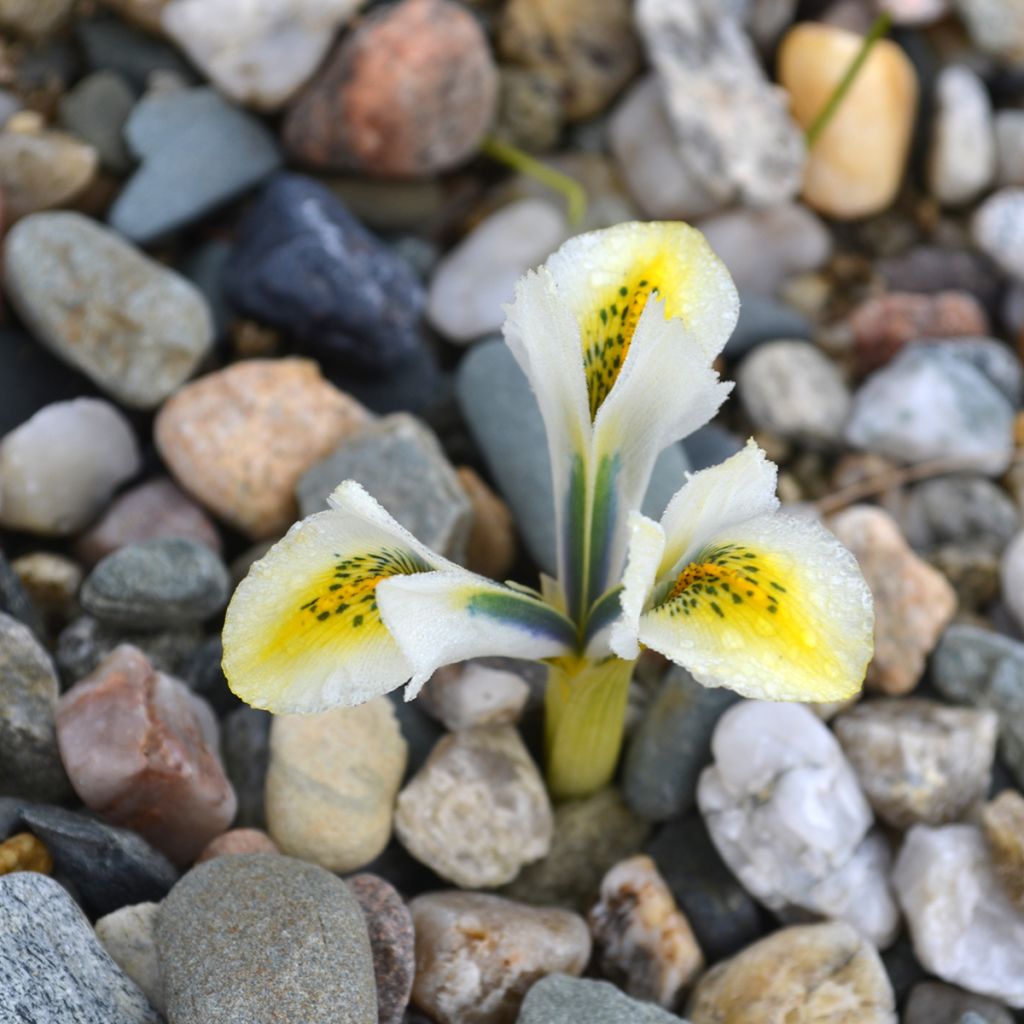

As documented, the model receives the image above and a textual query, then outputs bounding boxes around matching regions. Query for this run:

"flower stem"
[481,135,588,227]
[545,657,633,800]
[804,12,893,147]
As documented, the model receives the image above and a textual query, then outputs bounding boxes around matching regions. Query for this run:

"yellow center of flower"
[265,547,429,658]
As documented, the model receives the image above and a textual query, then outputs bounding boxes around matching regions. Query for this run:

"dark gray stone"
[0,872,161,1023]
[222,706,271,829]
[183,636,238,715]
[931,624,1024,788]
[178,239,235,341]
[388,691,444,781]
[297,414,472,561]
[904,981,1014,1024]
[517,974,682,1023]
[0,613,71,803]
[80,538,230,629]
[902,476,1020,554]
[109,86,281,245]
[56,614,205,685]
[624,666,739,822]
[646,812,764,963]
[725,291,812,359]
[76,15,194,90]
[18,804,178,917]
[456,340,690,574]
[682,423,744,472]
[157,854,377,1024]
[0,546,44,636]
[878,246,1000,308]
[58,70,135,174]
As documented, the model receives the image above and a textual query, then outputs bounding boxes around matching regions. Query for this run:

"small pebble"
[848,291,991,375]
[903,981,1014,1024]
[504,788,649,912]
[834,698,998,828]
[981,790,1024,910]
[155,358,368,538]
[0,832,53,875]
[995,111,1024,188]
[973,188,1024,282]
[894,824,1024,1008]
[298,414,471,561]
[589,854,702,1008]
[955,0,1024,65]
[420,662,530,732]
[0,873,162,1024]
[928,65,996,206]
[0,126,97,220]
[57,645,235,865]
[738,340,851,447]
[225,174,426,370]
[283,0,498,177]
[266,699,407,874]
[0,0,73,36]
[1001,531,1024,632]
[109,85,281,244]
[519,974,681,1024]
[80,538,229,630]
[779,22,917,218]
[74,477,221,567]
[347,873,416,1024]
[901,475,1019,554]
[498,0,639,121]
[222,705,271,829]
[157,854,377,1024]
[57,70,135,173]
[409,891,590,1024]
[687,921,897,1024]
[830,505,956,695]
[18,804,178,917]
[698,701,898,947]
[5,212,214,409]
[0,613,71,802]
[11,552,82,625]
[195,828,278,863]
[428,199,567,344]
[845,344,1016,475]
[94,902,164,1013]
[0,398,140,536]
[395,725,552,889]
[161,0,363,110]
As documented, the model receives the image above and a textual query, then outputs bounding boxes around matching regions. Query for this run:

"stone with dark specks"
[517,973,681,1023]
[157,854,377,1024]
[347,873,415,1024]
[225,173,425,370]
[0,872,161,1024]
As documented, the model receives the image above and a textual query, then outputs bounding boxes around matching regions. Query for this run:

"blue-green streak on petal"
[583,585,624,648]
[564,454,588,624]
[586,453,620,613]
[467,590,579,649]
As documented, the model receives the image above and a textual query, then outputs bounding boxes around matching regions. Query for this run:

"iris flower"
[222,221,873,799]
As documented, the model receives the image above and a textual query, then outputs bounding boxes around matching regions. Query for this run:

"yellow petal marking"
[655,541,855,698]
[262,546,430,661]
[578,246,697,418]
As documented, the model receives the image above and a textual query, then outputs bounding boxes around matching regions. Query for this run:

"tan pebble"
[779,22,918,219]
[155,358,368,538]
[196,828,279,863]
[0,833,53,875]
[589,854,703,1009]
[982,790,1024,910]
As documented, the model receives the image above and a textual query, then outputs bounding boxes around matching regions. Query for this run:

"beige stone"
[589,854,702,1008]
[196,828,279,863]
[830,505,956,694]
[0,128,97,221]
[982,789,1024,910]
[688,921,896,1024]
[266,698,406,873]
[155,358,368,538]
[779,22,917,219]
[410,891,590,1024]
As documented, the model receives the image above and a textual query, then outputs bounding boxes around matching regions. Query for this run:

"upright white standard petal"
[222,483,442,713]
[638,513,874,703]
[377,570,578,698]
[657,439,779,576]
[589,298,733,596]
